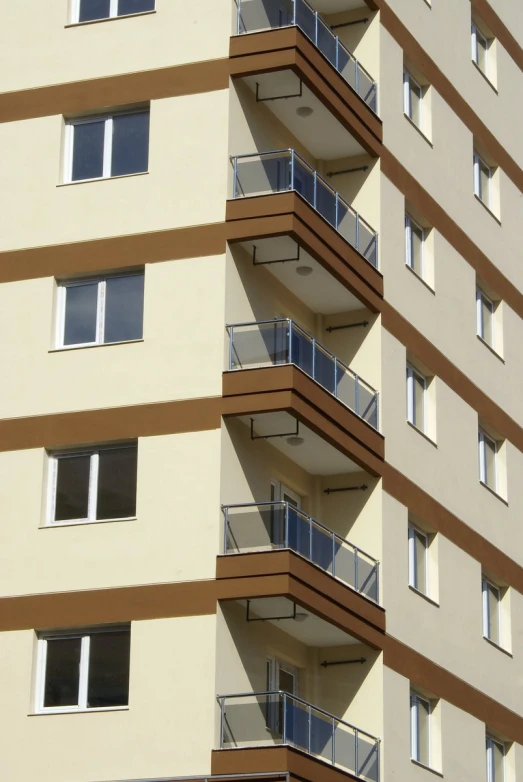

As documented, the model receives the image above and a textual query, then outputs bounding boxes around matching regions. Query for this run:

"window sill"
[49,339,144,353]
[471,60,498,93]
[473,194,501,225]
[40,517,137,529]
[479,481,508,506]
[476,335,504,363]
[405,263,435,294]
[483,635,513,657]
[57,171,149,187]
[403,113,433,147]
[411,759,443,777]
[65,10,156,28]
[30,706,129,716]
[408,585,440,607]
[407,420,437,447]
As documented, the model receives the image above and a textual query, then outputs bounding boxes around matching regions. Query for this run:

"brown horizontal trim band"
[0,222,227,284]
[471,0,523,73]
[0,59,230,124]
[375,0,523,193]
[212,747,362,782]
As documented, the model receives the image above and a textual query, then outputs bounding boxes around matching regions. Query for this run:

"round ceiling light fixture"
[296,265,313,277]
[286,435,305,447]
[296,106,314,118]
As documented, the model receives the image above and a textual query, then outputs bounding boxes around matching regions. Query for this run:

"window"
[36,627,130,713]
[403,70,423,128]
[478,429,497,490]
[406,364,426,431]
[408,525,428,594]
[474,152,492,207]
[482,577,501,645]
[57,273,144,348]
[65,110,149,183]
[48,444,138,525]
[477,288,494,346]
[405,214,425,278]
[73,0,155,23]
[410,692,431,766]
[486,735,505,782]
[471,22,489,76]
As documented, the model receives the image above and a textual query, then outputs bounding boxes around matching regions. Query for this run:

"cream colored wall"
[0,431,222,596]
[0,0,233,92]
[0,257,225,418]
[326,8,380,95]
[1,616,217,782]
[0,92,229,252]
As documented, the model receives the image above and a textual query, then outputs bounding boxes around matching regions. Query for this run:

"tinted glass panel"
[118,0,155,14]
[72,121,105,181]
[104,275,144,343]
[79,0,111,21]
[44,637,81,707]
[111,112,149,177]
[54,455,91,521]
[97,447,137,519]
[63,283,99,345]
[87,630,130,708]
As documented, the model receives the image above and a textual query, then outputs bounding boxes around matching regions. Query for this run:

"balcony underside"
[226,192,383,312]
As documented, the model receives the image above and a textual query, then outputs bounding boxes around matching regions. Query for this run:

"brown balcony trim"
[217,549,385,637]
[229,27,382,157]
[222,365,384,466]
[212,746,364,782]
[226,192,383,309]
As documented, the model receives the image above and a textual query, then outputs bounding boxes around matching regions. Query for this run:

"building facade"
[1,1,522,780]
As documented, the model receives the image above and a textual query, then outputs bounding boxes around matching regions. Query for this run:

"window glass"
[409,80,422,126]
[63,282,99,346]
[417,697,430,765]
[54,454,91,522]
[111,112,150,177]
[43,637,81,708]
[414,530,427,592]
[97,447,138,519]
[104,275,144,343]
[79,0,111,22]
[479,161,490,204]
[118,0,155,14]
[484,435,496,487]
[490,739,504,782]
[485,581,500,644]
[410,222,424,277]
[87,630,131,708]
[72,121,105,181]
[478,291,494,344]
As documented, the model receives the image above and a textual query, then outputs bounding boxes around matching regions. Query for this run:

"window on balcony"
[471,17,496,85]
[56,272,144,349]
[486,734,506,782]
[410,692,432,766]
[36,626,130,713]
[64,109,149,183]
[47,443,138,525]
[73,0,155,23]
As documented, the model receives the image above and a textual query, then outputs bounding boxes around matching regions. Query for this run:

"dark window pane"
[44,638,81,708]
[118,0,155,14]
[79,0,111,21]
[63,283,99,345]
[55,455,91,521]
[87,630,130,708]
[111,112,149,177]
[97,447,137,519]
[72,121,105,181]
[104,275,144,343]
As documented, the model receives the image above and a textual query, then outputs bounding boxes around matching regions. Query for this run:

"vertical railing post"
[355,375,360,417]
[292,0,297,26]
[354,547,359,592]
[374,233,379,268]
[282,693,287,744]
[237,0,241,35]
[220,698,225,747]
[233,156,238,198]
[332,532,336,578]
[223,507,229,553]
[377,739,381,782]
[334,359,338,400]
[313,170,317,211]
[229,326,234,369]
[315,10,318,47]
[355,212,360,254]
[308,703,312,754]
[288,320,293,365]
[335,193,339,230]
[355,729,359,777]
[285,502,289,548]
[355,60,360,98]
[332,717,336,764]
[309,514,313,563]
[290,149,295,191]
[376,562,380,604]
[335,36,339,72]
[311,338,316,382]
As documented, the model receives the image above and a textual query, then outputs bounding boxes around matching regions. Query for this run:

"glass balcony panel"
[335,361,357,412]
[358,218,378,266]
[225,504,280,552]
[294,0,316,42]
[358,378,379,429]
[292,156,316,206]
[315,177,338,229]
[339,47,357,92]
[337,200,358,250]
[357,554,379,602]
[222,693,283,747]
[290,323,314,376]
[234,152,292,198]
[311,521,335,575]
[230,321,289,369]
[313,343,337,395]
[287,507,311,558]
[358,732,380,782]
[238,0,294,33]
[316,16,337,68]
[333,541,356,586]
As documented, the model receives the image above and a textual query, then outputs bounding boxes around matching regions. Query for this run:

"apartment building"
[0,0,522,780]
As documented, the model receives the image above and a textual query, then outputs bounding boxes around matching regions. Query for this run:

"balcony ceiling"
[314,0,369,11]
[242,72,365,160]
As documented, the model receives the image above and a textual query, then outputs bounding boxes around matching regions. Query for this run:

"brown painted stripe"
[212,747,362,782]
[471,0,523,72]
[0,59,230,124]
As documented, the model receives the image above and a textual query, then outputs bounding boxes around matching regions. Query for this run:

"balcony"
[217,691,380,782]
[235,0,378,113]
[222,502,379,602]
[226,319,378,430]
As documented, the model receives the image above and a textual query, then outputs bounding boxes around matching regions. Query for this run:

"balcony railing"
[236,0,378,113]
[226,319,379,429]
[223,502,379,602]
[218,691,380,782]
[231,151,378,267]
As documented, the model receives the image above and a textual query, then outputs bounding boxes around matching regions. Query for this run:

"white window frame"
[408,525,428,594]
[478,428,497,489]
[476,287,495,344]
[71,0,155,23]
[410,692,431,766]
[482,577,501,643]
[36,626,130,714]
[47,444,137,525]
[64,109,148,184]
[405,213,425,276]
[473,152,492,207]
[403,70,423,127]
[406,364,426,431]
[486,734,505,782]
[471,22,489,75]
[56,272,144,349]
